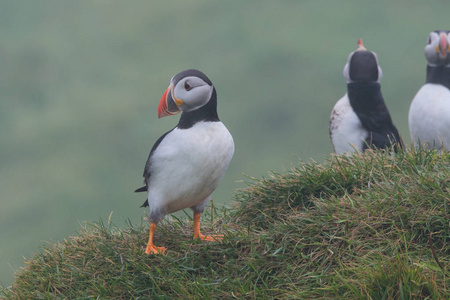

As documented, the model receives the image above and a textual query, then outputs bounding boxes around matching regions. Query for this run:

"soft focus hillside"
[2,149,449,298]
[1,0,450,285]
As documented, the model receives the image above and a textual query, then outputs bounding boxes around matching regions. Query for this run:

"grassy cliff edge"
[2,149,449,299]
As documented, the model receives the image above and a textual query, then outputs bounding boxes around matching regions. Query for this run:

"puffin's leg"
[145,222,167,255]
[193,212,223,241]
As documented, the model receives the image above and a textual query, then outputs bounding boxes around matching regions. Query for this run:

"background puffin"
[329,39,402,154]
[408,30,450,151]
[135,69,234,254]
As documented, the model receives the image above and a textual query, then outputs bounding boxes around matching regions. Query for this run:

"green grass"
[4,0,450,285]
[2,148,449,299]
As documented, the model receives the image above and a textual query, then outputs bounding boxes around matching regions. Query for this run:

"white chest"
[148,122,234,213]
[409,84,450,150]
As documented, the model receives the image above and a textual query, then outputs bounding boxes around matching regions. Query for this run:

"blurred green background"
[1,0,449,285]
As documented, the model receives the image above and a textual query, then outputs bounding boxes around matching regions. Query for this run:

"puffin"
[329,39,402,154]
[408,30,450,151]
[135,69,234,254]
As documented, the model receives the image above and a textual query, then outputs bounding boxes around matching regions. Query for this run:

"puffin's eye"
[427,36,432,44]
[184,82,192,91]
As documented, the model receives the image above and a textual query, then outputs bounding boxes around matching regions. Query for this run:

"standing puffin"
[135,69,234,254]
[408,30,450,150]
[330,39,402,154]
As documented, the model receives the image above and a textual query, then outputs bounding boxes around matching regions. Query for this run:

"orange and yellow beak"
[436,32,450,59]
[158,83,182,118]
[356,38,366,51]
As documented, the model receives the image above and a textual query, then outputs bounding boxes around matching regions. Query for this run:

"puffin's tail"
[134,186,147,193]
[134,186,149,207]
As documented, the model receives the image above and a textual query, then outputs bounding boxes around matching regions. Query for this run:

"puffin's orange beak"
[356,38,366,51]
[158,84,181,118]
[438,32,449,59]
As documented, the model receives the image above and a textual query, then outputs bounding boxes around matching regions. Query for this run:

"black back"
[347,82,402,151]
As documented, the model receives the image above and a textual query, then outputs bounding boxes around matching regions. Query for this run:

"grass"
[1,148,449,299]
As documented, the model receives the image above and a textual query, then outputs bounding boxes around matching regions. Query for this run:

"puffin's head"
[343,38,383,84]
[158,69,214,118]
[425,30,450,66]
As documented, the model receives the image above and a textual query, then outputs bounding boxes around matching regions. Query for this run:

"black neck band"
[177,88,220,129]
[426,65,450,90]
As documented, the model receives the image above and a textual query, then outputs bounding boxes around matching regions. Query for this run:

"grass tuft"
[2,149,449,299]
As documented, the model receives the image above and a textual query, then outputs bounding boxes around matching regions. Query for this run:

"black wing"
[135,128,175,207]
[356,106,403,152]
[364,126,403,152]
[348,83,403,152]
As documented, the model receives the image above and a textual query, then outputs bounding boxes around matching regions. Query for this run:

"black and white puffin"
[408,30,450,150]
[330,39,402,154]
[135,69,234,254]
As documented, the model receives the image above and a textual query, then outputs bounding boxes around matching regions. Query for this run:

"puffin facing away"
[135,69,234,254]
[330,39,402,154]
[408,30,450,150]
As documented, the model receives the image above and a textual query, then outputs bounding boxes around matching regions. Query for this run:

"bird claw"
[195,234,224,242]
[145,244,167,255]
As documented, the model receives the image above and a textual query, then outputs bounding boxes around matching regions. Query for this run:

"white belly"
[330,94,368,155]
[147,121,234,215]
[409,84,450,150]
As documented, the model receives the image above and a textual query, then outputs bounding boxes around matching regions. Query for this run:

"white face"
[425,31,450,65]
[343,51,383,84]
[172,76,213,112]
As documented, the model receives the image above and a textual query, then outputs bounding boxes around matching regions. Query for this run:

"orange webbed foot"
[145,243,167,255]
[145,222,167,255]
[194,233,224,242]
[193,212,223,243]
